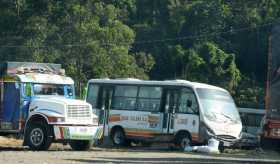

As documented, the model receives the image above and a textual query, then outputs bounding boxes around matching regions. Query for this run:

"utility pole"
[265,34,272,111]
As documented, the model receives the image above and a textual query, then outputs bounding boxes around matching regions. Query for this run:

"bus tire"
[141,141,152,147]
[111,127,126,146]
[26,123,52,151]
[175,132,191,151]
[69,140,92,151]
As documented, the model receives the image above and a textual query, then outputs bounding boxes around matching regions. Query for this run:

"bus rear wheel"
[111,128,126,146]
[26,123,52,151]
[69,140,92,151]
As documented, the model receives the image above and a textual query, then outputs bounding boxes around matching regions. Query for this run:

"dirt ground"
[0,136,280,164]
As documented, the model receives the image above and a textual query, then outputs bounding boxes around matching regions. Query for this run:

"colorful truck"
[261,19,280,148]
[0,62,99,150]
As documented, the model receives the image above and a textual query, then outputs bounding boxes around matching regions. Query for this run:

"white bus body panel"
[108,110,163,137]
[173,114,199,141]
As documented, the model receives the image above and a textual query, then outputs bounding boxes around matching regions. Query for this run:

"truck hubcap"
[30,128,44,146]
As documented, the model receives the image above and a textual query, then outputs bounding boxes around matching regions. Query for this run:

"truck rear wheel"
[26,123,52,151]
[69,140,92,151]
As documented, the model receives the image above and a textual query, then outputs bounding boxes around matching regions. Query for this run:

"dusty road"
[0,137,280,164]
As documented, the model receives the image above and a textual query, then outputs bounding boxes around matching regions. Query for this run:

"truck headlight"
[48,116,65,123]
[93,117,99,125]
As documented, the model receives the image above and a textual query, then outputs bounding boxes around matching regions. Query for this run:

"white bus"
[238,108,265,136]
[86,79,242,150]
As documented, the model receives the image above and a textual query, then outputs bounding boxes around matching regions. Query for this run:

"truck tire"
[175,132,191,151]
[26,123,52,151]
[69,140,92,151]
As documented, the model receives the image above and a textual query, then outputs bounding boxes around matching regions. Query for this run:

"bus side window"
[86,84,99,108]
[247,114,257,127]
[178,88,199,114]
[137,86,162,112]
[112,85,138,110]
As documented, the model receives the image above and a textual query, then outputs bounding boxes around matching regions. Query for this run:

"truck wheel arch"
[25,114,49,128]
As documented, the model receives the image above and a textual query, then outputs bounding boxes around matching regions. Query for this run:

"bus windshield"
[33,83,73,97]
[196,88,241,124]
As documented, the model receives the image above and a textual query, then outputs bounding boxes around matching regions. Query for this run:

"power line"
[0,21,275,48]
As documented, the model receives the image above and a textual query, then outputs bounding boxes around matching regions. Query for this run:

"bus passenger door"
[100,86,114,137]
[163,89,179,134]
[173,88,200,142]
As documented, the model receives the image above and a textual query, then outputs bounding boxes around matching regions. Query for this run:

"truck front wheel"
[69,140,92,151]
[26,123,52,151]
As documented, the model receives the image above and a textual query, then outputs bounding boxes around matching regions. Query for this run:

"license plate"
[79,127,88,133]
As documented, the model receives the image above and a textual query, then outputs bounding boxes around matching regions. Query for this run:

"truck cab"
[0,62,100,150]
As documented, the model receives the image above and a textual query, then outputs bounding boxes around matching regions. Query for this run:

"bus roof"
[88,78,227,92]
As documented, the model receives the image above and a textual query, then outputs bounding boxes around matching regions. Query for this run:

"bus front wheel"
[175,132,191,151]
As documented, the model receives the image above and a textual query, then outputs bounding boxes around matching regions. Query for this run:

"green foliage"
[169,42,241,91]
[1,0,279,107]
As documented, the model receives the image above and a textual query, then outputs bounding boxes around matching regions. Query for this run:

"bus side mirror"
[187,99,192,107]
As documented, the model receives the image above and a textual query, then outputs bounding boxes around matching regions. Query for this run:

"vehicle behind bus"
[237,108,265,149]
[86,79,242,150]
[238,108,265,136]
[0,62,100,150]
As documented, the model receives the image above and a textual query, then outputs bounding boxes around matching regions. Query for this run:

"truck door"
[162,89,179,134]
[2,82,20,130]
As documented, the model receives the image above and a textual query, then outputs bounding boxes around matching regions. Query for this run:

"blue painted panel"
[3,82,20,129]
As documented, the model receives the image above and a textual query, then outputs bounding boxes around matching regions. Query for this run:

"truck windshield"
[196,88,241,124]
[33,83,73,97]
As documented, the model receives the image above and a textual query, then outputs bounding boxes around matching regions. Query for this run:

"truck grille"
[67,105,91,119]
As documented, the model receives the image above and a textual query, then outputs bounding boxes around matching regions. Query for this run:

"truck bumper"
[53,125,103,140]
